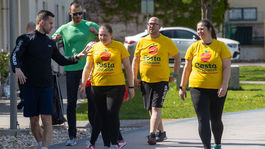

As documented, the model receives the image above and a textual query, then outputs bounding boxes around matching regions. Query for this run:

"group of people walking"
[10,1,231,149]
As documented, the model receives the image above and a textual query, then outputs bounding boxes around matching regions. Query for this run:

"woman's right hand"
[179,88,187,100]
[134,79,141,89]
[128,88,135,99]
[79,83,86,98]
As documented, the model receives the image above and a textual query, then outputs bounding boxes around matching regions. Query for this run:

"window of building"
[243,8,257,20]
[43,1,47,10]
[55,5,59,29]
[229,8,257,21]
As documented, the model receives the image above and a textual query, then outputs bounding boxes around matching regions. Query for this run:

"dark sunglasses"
[72,11,83,16]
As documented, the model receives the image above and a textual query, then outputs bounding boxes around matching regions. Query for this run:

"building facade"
[224,0,265,61]
[0,0,72,52]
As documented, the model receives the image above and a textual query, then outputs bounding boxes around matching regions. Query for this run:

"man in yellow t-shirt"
[132,17,181,145]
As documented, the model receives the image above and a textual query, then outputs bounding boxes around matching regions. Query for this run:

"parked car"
[124,27,240,61]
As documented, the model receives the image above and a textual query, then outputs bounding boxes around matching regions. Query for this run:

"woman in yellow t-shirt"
[179,20,231,149]
[79,24,134,149]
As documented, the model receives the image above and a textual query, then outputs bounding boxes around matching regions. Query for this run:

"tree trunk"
[201,0,212,21]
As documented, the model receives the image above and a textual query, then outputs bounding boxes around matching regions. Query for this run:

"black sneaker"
[156,131,167,142]
[147,133,156,145]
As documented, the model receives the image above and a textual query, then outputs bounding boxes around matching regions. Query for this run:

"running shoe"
[84,145,95,149]
[118,139,127,148]
[147,133,156,145]
[156,131,167,142]
[214,144,222,149]
[110,145,120,149]
[204,145,211,149]
[17,101,24,110]
[65,139,77,146]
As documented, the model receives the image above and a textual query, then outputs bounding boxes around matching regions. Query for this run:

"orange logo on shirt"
[149,43,158,55]
[100,49,111,61]
[201,50,211,62]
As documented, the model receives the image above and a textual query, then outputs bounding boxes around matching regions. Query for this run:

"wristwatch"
[179,86,185,90]
[172,74,177,78]
[75,55,80,60]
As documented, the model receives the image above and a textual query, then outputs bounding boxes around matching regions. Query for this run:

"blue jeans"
[66,70,83,139]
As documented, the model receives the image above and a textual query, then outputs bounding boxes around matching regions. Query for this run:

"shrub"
[0,51,10,85]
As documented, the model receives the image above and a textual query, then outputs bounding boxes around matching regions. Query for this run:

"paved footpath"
[50,108,265,149]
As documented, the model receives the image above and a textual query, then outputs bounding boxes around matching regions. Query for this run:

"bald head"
[147,17,161,38]
[148,17,161,26]
[26,21,36,33]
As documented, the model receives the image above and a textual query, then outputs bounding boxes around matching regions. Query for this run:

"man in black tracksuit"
[10,10,89,149]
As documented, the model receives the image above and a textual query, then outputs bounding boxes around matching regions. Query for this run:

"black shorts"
[23,87,54,117]
[141,81,169,110]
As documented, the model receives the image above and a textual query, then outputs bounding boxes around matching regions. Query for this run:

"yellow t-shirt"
[134,34,179,83]
[87,40,130,86]
[185,39,232,89]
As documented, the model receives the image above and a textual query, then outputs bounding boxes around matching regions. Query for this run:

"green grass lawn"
[240,66,265,81]
[76,66,265,120]
[77,83,265,120]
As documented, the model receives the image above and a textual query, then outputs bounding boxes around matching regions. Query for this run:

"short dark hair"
[100,24,113,34]
[36,10,54,24]
[70,1,81,8]
[198,19,217,39]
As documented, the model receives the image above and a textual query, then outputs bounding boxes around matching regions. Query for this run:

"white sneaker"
[110,145,120,149]
[118,139,127,148]
[65,139,77,146]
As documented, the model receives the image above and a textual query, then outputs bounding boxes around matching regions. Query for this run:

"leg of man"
[30,116,42,143]
[157,119,164,132]
[41,114,53,147]
[66,71,82,140]
[149,107,162,134]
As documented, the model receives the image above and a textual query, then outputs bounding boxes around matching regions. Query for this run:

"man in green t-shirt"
[52,1,99,146]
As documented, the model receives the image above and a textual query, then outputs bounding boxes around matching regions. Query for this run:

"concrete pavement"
[50,108,265,149]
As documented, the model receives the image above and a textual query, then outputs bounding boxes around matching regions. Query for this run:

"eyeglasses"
[72,11,83,16]
[147,23,159,26]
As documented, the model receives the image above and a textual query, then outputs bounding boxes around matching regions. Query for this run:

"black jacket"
[10,30,77,88]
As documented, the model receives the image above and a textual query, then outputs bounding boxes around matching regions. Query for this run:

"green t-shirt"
[52,20,99,71]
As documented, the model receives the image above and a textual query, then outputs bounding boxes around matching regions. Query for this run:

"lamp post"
[9,0,17,129]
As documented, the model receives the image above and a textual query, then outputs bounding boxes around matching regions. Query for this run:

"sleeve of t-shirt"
[86,21,100,31]
[220,42,232,59]
[134,40,143,57]
[185,43,195,60]
[87,47,94,62]
[120,43,130,59]
[91,22,100,31]
[168,39,179,56]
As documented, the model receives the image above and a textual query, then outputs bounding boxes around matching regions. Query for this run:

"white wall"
[0,0,71,51]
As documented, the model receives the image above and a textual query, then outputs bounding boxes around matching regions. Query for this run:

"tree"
[201,0,212,20]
